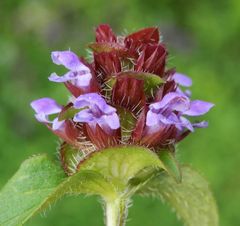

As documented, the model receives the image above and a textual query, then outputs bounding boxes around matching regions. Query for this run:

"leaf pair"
[0,147,218,226]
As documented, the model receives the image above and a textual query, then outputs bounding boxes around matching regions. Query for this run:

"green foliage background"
[0,0,239,225]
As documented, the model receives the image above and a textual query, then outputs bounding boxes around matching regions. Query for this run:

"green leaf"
[137,166,219,226]
[158,150,182,183]
[0,155,115,226]
[0,155,66,226]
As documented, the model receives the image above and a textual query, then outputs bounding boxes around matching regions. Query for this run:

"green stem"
[105,197,129,226]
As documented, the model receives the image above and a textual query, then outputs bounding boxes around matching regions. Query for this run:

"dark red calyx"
[130,106,148,143]
[130,107,178,148]
[84,124,121,150]
[112,75,146,112]
[135,44,167,76]
[96,24,117,43]
[57,104,83,146]
[51,119,80,147]
[64,77,100,98]
[125,27,160,45]
[124,27,160,58]
[140,125,177,148]
[94,52,122,81]
[107,71,164,99]
[164,68,176,80]
[154,80,177,102]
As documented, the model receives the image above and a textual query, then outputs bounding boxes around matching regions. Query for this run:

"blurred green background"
[0,0,240,225]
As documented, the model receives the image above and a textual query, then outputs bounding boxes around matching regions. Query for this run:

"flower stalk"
[105,197,129,226]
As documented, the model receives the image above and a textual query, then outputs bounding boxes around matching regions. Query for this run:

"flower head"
[31,24,214,175]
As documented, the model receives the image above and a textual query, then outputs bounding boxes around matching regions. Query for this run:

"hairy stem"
[105,197,129,226]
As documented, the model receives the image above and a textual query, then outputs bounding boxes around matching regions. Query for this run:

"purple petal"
[150,92,181,110]
[173,73,192,87]
[30,98,62,115]
[150,92,190,112]
[74,93,116,114]
[184,100,214,116]
[30,98,63,127]
[49,72,74,83]
[146,111,159,126]
[35,113,50,123]
[71,72,92,87]
[176,87,192,97]
[51,51,90,71]
[73,109,94,123]
[52,118,65,131]
[101,104,116,114]
[74,93,105,109]
[159,113,180,125]
[185,89,192,97]
[147,110,181,127]
[192,121,209,128]
[99,113,120,130]
[49,71,92,87]
[179,116,194,132]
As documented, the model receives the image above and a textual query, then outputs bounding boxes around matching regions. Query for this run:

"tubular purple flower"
[146,92,214,133]
[30,97,64,130]
[73,93,120,133]
[49,50,92,87]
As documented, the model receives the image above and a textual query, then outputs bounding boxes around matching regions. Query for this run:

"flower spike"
[30,24,214,169]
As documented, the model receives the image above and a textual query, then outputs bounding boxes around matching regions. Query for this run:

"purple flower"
[73,93,120,132]
[172,72,192,87]
[49,51,92,87]
[146,92,214,132]
[30,97,64,130]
